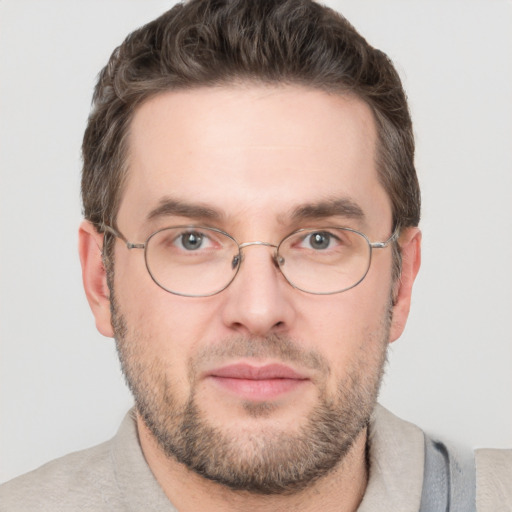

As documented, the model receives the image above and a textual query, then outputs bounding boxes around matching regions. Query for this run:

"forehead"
[118,85,391,235]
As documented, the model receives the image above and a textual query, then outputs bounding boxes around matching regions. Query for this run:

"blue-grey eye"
[180,232,204,250]
[308,232,332,250]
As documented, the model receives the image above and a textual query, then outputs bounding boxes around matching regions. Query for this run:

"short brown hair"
[82,0,420,244]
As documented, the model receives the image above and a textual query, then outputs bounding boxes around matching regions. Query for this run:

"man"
[0,0,510,510]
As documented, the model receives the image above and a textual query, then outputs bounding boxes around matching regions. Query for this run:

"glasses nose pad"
[231,253,241,270]
[275,253,285,268]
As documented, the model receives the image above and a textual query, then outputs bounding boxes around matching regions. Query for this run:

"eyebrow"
[147,197,223,222]
[146,196,365,226]
[289,197,365,223]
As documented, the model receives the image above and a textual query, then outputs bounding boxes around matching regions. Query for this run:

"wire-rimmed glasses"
[103,225,399,297]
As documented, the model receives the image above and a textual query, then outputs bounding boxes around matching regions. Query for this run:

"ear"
[78,220,114,337]
[389,227,421,343]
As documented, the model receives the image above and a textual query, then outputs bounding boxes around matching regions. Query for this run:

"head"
[79,0,421,496]
[82,0,419,253]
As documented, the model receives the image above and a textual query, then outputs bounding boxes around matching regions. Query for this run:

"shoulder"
[0,409,173,512]
[0,439,122,512]
[359,405,425,511]
[368,405,512,512]
[475,448,512,511]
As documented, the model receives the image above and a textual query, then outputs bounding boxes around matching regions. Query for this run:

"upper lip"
[208,363,308,380]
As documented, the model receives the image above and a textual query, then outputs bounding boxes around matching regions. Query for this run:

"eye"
[300,231,340,250]
[176,231,212,251]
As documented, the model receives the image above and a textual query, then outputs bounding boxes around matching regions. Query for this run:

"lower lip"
[209,376,307,401]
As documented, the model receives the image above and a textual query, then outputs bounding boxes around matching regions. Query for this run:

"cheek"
[112,256,223,366]
[300,284,392,344]
[295,278,392,375]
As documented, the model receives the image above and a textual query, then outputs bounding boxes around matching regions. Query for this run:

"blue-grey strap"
[419,434,476,512]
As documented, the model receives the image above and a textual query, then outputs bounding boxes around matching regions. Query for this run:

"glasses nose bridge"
[238,240,278,250]
[236,240,281,269]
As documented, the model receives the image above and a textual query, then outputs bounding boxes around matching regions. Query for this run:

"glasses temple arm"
[370,226,401,249]
[100,224,144,249]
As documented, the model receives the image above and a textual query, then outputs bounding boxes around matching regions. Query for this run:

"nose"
[220,242,296,337]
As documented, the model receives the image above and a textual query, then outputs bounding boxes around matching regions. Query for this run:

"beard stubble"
[111,296,390,495]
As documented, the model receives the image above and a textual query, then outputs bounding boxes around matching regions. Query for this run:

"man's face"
[103,86,407,493]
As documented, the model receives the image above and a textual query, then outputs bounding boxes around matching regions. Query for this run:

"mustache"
[190,333,330,375]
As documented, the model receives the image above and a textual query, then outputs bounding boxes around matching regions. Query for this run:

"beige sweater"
[1,406,510,511]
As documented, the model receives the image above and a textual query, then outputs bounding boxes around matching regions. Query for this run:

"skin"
[79,85,421,512]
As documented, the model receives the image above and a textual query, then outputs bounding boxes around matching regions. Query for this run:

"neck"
[137,415,369,512]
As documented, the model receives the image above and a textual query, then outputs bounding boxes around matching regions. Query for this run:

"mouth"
[206,363,310,401]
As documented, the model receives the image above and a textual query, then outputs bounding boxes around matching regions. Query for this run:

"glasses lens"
[277,228,371,294]
[145,227,239,296]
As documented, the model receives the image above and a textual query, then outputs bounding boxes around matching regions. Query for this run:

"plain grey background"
[1,0,511,483]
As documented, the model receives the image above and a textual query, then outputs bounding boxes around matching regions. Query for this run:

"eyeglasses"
[103,225,399,297]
